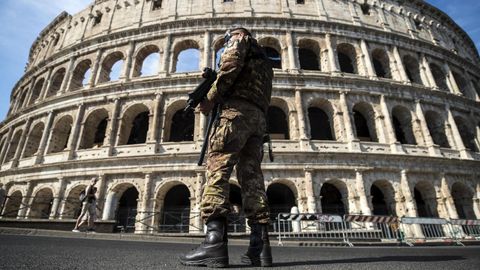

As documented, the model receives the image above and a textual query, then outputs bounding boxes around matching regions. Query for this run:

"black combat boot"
[179,218,229,268]
[241,223,272,267]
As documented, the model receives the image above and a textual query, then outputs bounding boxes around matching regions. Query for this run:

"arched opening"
[454,116,478,152]
[79,109,109,149]
[4,130,22,162]
[2,191,22,218]
[69,60,92,91]
[47,115,73,154]
[173,40,200,73]
[215,47,225,70]
[29,78,45,105]
[259,37,282,69]
[308,107,334,140]
[160,185,191,233]
[452,71,472,98]
[23,122,45,158]
[403,55,422,84]
[168,109,194,142]
[115,186,139,233]
[424,111,450,148]
[414,182,438,218]
[371,180,396,216]
[451,182,475,220]
[371,49,391,79]
[320,182,346,215]
[298,39,320,71]
[17,90,28,111]
[391,106,416,145]
[118,104,150,146]
[228,184,245,232]
[98,52,125,83]
[337,43,357,74]
[267,183,296,221]
[267,106,289,140]
[47,68,66,97]
[429,63,449,91]
[61,185,87,219]
[29,188,53,219]
[132,45,160,77]
[352,103,377,142]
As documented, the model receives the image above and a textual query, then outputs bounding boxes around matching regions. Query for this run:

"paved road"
[1,234,479,269]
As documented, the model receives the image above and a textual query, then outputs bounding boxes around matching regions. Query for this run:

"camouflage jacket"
[206,35,273,114]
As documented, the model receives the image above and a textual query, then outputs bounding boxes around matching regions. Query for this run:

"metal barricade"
[400,217,454,246]
[343,215,401,245]
[449,219,480,240]
[276,213,348,246]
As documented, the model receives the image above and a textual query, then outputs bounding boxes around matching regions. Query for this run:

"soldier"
[179,27,273,268]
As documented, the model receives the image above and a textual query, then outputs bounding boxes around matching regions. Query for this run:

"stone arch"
[213,36,226,69]
[308,99,335,140]
[352,102,377,142]
[98,51,125,83]
[391,106,416,145]
[118,103,150,146]
[159,184,191,233]
[424,110,450,148]
[429,63,449,91]
[370,180,396,216]
[320,179,349,215]
[4,129,23,162]
[267,105,290,140]
[61,184,87,219]
[105,182,140,232]
[454,116,478,152]
[47,68,66,97]
[2,190,23,218]
[47,115,73,154]
[371,48,391,79]
[23,122,45,158]
[298,39,320,71]
[163,100,194,142]
[29,78,45,105]
[266,181,298,219]
[337,43,357,74]
[451,71,473,98]
[29,187,53,219]
[451,182,475,219]
[258,37,282,69]
[17,89,29,111]
[172,39,201,73]
[79,108,109,149]
[414,181,438,218]
[132,45,160,77]
[69,60,92,91]
[403,55,422,84]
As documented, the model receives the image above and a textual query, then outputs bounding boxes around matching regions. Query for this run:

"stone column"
[96,174,107,220]
[445,105,471,159]
[415,100,441,156]
[325,34,339,73]
[18,181,34,219]
[50,177,66,219]
[286,31,298,70]
[391,46,409,82]
[149,93,163,146]
[420,54,436,88]
[137,172,154,233]
[203,31,212,69]
[91,49,104,87]
[191,170,205,233]
[122,41,135,82]
[161,35,172,74]
[355,169,372,215]
[443,62,461,95]
[440,175,459,219]
[0,128,13,164]
[12,118,33,167]
[295,89,310,150]
[400,170,423,239]
[59,57,75,94]
[339,92,360,151]
[68,104,86,160]
[380,95,403,153]
[35,111,55,164]
[474,181,480,219]
[40,67,54,100]
[107,98,121,156]
[25,78,37,107]
[360,39,376,78]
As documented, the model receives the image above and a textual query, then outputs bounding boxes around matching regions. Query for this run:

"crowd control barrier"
[343,215,401,245]
[276,213,348,246]
[400,217,456,246]
[449,219,480,240]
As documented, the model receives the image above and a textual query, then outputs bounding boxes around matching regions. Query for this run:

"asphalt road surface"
[1,234,479,269]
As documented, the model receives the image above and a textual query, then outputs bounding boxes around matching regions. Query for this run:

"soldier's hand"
[198,100,214,115]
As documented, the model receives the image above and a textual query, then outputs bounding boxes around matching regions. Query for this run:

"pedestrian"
[179,27,273,268]
[72,177,98,233]
[0,183,6,215]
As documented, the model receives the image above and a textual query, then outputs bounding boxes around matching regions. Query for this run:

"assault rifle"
[184,67,218,166]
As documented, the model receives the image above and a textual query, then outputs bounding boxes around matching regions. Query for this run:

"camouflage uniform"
[200,35,273,224]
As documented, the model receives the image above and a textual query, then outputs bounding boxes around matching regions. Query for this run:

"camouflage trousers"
[200,99,270,224]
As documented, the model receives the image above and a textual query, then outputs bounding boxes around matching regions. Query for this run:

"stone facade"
[0,0,480,234]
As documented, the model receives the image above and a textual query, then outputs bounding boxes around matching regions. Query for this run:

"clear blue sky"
[0,0,479,122]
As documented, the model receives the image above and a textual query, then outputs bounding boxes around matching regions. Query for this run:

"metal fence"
[343,215,401,244]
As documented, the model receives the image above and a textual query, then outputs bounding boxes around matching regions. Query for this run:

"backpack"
[79,189,86,202]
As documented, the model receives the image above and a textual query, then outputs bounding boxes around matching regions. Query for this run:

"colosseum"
[0,0,479,235]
